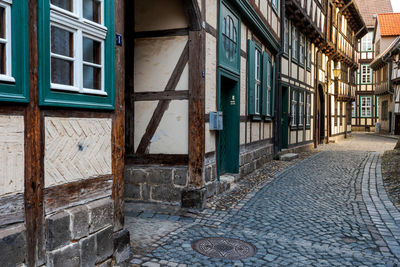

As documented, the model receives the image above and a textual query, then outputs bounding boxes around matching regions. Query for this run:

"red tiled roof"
[378,13,400,36]
[354,0,393,27]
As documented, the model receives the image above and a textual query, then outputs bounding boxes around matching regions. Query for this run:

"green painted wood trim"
[38,0,115,110]
[0,0,29,103]
[359,95,373,118]
[229,0,280,54]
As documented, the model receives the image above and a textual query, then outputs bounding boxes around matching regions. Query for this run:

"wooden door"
[395,115,400,135]
[280,86,289,149]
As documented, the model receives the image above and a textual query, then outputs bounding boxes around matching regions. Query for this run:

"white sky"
[391,0,400,12]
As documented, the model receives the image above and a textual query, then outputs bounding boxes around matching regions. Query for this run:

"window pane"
[51,57,73,85]
[0,7,5,39]
[51,26,73,57]
[83,37,101,64]
[51,0,73,12]
[83,65,101,90]
[83,0,101,23]
[0,43,5,74]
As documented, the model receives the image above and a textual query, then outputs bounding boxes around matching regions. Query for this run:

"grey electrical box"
[209,111,223,130]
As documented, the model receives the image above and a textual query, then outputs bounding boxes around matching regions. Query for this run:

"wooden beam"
[0,193,24,226]
[182,0,202,31]
[112,0,125,231]
[126,154,189,165]
[136,41,189,154]
[188,30,205,188]
[134,90,189,101]
[26,0,44,265]
[134,28,189,39]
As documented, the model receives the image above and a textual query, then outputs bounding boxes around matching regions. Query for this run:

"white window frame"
[50,0,107,96]
[292,27,297,60]
[266,59,271,116]
[352,101,356,117]
[360,96,372,117]
[284,18,289,54]
[361,31,373,52]
[299,34,305,65]
[306,93,311,126]
[361,64,372,84]
[255,49,261,115]
[299,91,304,126]
[291,90,297,126]
[0,0,14,83]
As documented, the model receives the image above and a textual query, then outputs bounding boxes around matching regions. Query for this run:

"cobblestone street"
[125,134,400,266]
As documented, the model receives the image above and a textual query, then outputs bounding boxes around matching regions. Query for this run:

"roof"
[370,36,400,70]
[354,0,393,27]
[377,13,400,36]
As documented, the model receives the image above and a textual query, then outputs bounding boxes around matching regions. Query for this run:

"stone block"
[280,153,298,161]
[46,211,71,250]
[80,235,95,267]
[142,183,150,200]
[255,158,264,169]
[0,224,26,267]
[95,226,114,263]
[211,166,217,181]
[124,183,141,199]
[151,185,181,202]
[125,167,148,184]
[205,181,218,198]
[48,243,80,267]
[204,165,212,183]
[240,153,252,166]
[148,168,173,185]
[87,198,113,233]
[68,205,89,240]
[173,168,188,186]
[181,188,206,209]
[114,229,131,264]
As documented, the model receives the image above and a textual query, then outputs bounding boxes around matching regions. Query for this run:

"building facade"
[352,0,392,132]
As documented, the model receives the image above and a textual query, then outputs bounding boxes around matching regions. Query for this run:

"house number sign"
[230,95,235,105]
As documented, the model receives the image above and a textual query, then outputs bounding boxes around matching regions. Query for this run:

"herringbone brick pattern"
[44,117,112,187]
[0,115,24,196]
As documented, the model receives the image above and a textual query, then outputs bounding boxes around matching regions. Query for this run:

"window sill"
[306,67,311,72]
[0,75,15,83]
[251,115,262,121]
[283,53,289,59]
[51,83,108,96]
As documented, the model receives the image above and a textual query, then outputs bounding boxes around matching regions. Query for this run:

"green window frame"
[272,0,279,13]
[376,96,379,118]
[261,52,274,118]
[0,0,29,103]
[306,93,311,127]
[360,64,373,85]
[352,101,356,118]
[291,26,298,62]
[306,40,311,70]
[299,33,305,66]
[360,96,372,118]
[290,88,298,128]
[283,17,289,55]
[38,0,115,109]
[248,40,262,117]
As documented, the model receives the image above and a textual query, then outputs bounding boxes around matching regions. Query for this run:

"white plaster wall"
[240,57,247,116]
[252,123,260,142]
[206,0,217,29]
[134,36,188,93]
[149,100,188,154]
[298,131,303,142]
[240,122,246,145]
[290,131,296,144]
[0,115,24,196]
[206,33,217,113]
[134,101,158,152]
[44,117,112,188]
[135,0,188,32]
[205,123,216,154]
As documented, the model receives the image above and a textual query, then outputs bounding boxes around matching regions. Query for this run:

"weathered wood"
[188,30,205,188]
[126,154,188,165]
[136,41,189,154]
[26,0,44,265]
[112,0,126,231]
[134,90,189,101]
[205,23,217,38]
[134,28,189,39]
[44,175,112,215]
[0,193,25,227]
[42,109,113,118]
[182,0,202,31]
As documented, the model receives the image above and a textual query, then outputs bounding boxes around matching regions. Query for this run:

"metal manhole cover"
[191,237,257,260]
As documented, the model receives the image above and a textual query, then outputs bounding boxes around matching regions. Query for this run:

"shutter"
[261,51,269,116]
[271,61,275,117]
[248,40,256,115]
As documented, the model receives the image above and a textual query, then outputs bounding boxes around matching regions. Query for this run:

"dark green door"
[280,86,289,149]
[218,75,239,175]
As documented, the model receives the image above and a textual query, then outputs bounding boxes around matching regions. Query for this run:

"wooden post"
[26,0,45,265]
[188,30,205,188]
[112,0,125,231]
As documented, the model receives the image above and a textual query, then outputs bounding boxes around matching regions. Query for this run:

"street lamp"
[333,66,341,97]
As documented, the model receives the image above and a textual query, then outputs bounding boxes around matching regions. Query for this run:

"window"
[262,52,273,116]
[352,101,356,117]
[292,27,297,61]
[272,0,278,12]
[376,96,379,118]
[0,0,29,102]
[255,48,261,115]
[307,40,311,69]
[340,102,343,126]
[306,93,311,126]
[291,89,297,126]
[284,18,289,54]
[360,96,372,117]
[222,15,237,61]
[361,64,372,84]
[361,31,373,52]
[299,34,305,65]
[299,92,304,126]
[38,0,115,109]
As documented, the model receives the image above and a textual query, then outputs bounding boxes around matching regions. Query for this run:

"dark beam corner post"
[182,0,206,209]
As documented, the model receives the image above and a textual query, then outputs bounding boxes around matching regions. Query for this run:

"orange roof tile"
[378,13,400,36]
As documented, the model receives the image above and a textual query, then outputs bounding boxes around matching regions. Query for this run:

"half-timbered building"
[352,0,392,132]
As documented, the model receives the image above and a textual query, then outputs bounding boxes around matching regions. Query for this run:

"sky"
[391,0,400,12]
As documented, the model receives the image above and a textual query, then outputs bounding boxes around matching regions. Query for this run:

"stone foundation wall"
[124,166,188,204]
[45,198,115,267]
[0,223,26,266]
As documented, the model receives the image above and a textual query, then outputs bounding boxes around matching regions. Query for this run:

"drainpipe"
[314,48,319,148]
[273,0,285,155]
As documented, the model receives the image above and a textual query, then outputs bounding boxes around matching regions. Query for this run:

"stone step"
[280,153,298,161]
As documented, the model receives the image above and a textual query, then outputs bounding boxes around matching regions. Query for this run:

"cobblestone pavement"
[126,134,400,266]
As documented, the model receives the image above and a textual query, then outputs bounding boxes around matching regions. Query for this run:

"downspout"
[314,49,319,148]
[274,0,285,155]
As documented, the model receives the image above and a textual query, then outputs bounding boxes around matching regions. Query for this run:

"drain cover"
[191,237,256,260]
